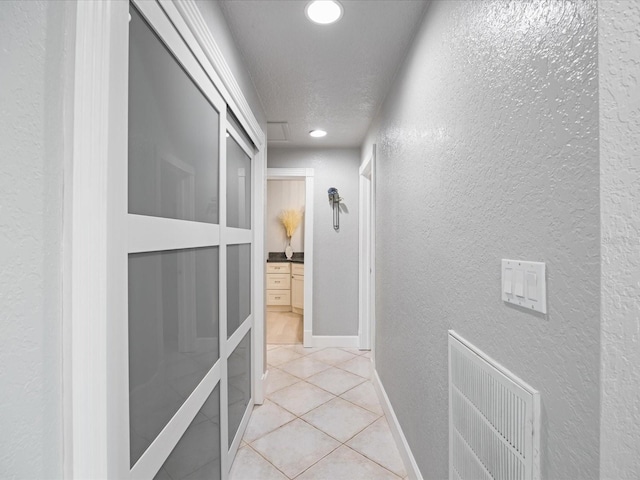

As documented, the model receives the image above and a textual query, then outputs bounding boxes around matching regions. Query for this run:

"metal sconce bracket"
[328,187,342,231]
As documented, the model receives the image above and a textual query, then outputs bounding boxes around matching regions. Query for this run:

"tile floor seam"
[340,444,404,479]
[234,344,396,480]
[264,368,302,395]
[289,440,343,480]
[266,372,338,400]
[344,443,405,479]
[337,395,384,417]
[244,442,292,479]
[298,407,378,445]
[250,418,341,479]
[292,378,347,399]
[276,358,333,380]
[347,418,408,477]
[244,415,299,445]
[242,402,316,480]
[305,371,367,396]
[336,383,384,416]
[333,362,371,379]
[276,370,324,383]
[268,373,380,416]
[253,391,350,477]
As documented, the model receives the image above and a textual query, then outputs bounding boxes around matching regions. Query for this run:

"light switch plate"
[502,259,547,314]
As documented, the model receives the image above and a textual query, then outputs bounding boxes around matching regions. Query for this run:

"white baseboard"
[372,369,423,480]
[304,329,313,347]
[311,335,359,348]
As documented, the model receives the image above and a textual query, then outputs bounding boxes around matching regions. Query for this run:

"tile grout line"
[269,376,349,408]
[248,389,340,480]
[243,442,293,479]
[266,366,380,415]
[345,416,409,478]
[236,346,382,479]
[236,378,397,479]
[297,408,379,445]
[243,413,299,445]
[340,443,405,479]
[274,405,400,479]
[289,441,342,479]
[270,357,370,383]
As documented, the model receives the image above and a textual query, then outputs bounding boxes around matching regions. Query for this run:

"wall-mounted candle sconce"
[328,187,342,231]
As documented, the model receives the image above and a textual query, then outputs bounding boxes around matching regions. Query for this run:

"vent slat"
[449,332,539,480]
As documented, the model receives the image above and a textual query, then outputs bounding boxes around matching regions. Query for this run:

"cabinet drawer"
[266,262,290,274]
[267,290,290,305]
[266,274,290,290]
[292,263,304,276]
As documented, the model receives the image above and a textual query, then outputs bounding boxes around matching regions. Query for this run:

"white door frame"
[66,1,265,478]
[66,2,129,477]
[266,168,315,347]
[358,145,376,354]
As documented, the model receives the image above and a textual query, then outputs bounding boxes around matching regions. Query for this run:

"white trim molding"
[266,167,314,179]
[161,0,265,149]
[252,148,266,406]
[310,335,359,348]
[372,369,424,480]
[255,370,269,405]
[69,1,130,477]
[358,144,376,353]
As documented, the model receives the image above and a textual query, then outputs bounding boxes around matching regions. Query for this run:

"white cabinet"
[266,262,290,311]
[266,262,304,312]
[291,264,304,313]
[267,290,290,306]
[266,263,290,275]
[266,273,290,290]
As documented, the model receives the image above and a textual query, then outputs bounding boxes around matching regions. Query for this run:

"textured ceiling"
[219,0,429,147]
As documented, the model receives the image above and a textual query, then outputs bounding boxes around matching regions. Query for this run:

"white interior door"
[125,3,256,479]
[68,1,265,478]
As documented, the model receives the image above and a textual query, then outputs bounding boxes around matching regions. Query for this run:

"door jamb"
[358,145,376,355]
[66,1,129,477]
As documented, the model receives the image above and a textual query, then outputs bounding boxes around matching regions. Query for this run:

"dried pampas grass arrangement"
[279,209,302,238]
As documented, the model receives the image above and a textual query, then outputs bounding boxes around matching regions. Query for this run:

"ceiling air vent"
[267,122,290,143]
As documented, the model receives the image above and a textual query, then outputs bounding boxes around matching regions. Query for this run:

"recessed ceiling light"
[305,1,343,25]
[309,129,327,138]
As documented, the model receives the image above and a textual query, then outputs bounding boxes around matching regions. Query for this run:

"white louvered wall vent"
[449,331,540,480]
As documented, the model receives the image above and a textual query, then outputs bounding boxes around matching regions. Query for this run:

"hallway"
[2,0,639,478]
[229,346,406,479]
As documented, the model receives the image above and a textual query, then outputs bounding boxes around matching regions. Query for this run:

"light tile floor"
[229,346,407,480]
[266,311,303,344]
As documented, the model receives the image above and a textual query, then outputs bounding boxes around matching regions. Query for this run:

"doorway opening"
[265,168,315,349]
[266,178,306,345]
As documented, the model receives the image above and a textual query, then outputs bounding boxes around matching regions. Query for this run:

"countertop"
[267,252,304,264]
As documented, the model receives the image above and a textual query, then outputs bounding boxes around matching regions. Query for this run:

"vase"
[285,239,293,260]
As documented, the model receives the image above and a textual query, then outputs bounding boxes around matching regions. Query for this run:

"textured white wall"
[0,1,74,478]
[363,1,600,478]
[268,148,360,336]
[267,180,306,254]
[599,1,640,478]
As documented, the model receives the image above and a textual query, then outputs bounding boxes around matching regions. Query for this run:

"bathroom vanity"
[266,253,304,313]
